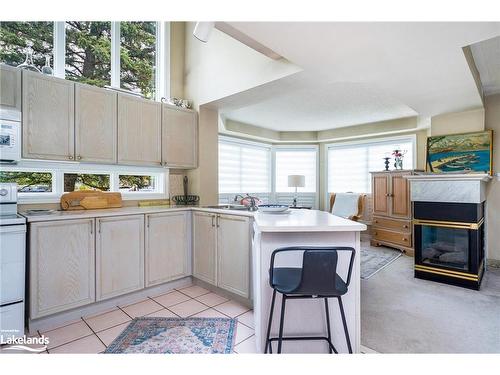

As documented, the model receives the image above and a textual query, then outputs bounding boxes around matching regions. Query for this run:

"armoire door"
[390,172,411,218]
[372,174,390,216]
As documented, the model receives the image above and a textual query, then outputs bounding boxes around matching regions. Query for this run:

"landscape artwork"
[426,130,493,174]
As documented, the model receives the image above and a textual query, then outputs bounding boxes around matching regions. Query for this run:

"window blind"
[275,149,317,193]
[328,138,414,193]
[218,139,271,194]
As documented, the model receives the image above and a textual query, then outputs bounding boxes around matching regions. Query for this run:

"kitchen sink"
[203,204,250,211]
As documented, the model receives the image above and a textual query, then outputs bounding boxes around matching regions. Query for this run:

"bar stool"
[264,246,355,354]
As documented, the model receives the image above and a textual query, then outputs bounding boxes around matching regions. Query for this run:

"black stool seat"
[272,267,348,296]
[265,246,355,354]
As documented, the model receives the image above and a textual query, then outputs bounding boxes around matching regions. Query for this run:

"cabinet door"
[372,174,389,216]
[162,105,198,168]
[117,94,161,166]
[193,211,217,285]
[22,71,75,161]
[391,172,411,218]
[75,83,117,164]
[145,211,189,287]
[0,64,22,121]
[217,214,251,298]
[30,219,95,319]
[96,215,145,301]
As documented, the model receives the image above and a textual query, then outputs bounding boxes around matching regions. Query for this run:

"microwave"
[0,119,21,164]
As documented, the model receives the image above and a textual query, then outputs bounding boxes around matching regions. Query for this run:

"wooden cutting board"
[60,191,123,210]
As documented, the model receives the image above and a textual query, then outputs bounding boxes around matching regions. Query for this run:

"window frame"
[51,21,169,100]
[1,160,168,204]
[324,134,417,203]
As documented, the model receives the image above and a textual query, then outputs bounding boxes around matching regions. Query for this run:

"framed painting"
[426,130,493,175]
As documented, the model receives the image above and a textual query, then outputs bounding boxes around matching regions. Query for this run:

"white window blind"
[218,138,271,194]
[275,149,317,193]
[328,137,415,193]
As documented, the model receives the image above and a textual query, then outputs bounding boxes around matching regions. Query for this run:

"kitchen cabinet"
[22,70,75,161]
[117,94,162,166]
[162,104,198,168]
[75,83,117,164]
[193,211,252,298]
[145,211,190,287]
[370,170,415,255]
[217,214,251,298]
[29,219,95,319]
[96,215,145,301]
[0,64,22,121]
[193,211,218,285]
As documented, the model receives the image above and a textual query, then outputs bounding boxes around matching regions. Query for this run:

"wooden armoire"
[370,170,416,256]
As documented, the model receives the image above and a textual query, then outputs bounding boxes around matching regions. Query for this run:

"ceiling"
[470,35,500,96]
[219,22,500,132]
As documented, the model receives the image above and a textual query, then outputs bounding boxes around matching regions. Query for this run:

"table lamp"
[288,175,305,207]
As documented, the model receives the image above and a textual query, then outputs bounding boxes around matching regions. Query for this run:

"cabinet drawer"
[373,217,411,232]
[373,228,411,247]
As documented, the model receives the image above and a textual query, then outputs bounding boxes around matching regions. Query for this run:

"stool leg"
[277,294,287,354]
[338,296,352,354]
[265,289,277,354]
[324,298,333,354]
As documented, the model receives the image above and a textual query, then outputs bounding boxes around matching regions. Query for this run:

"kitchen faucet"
[234,194,259,211]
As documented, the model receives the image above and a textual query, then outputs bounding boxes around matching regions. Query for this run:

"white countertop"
[20,206,366,232]
[253,209,366,232]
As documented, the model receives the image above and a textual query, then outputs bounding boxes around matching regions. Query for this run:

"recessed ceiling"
[217,22,500,132]
[470,35,500,96]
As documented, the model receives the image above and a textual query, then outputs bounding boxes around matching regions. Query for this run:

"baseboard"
[360,344,379,354]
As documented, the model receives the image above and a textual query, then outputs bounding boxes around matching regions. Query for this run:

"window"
[120,22,156,99]
[0,171,53,193]
[219,137,271,194]
[275,148,317,193]
[0,22,54,68]
[0,161,167,203]
[0,21,167,100]
[327,136,415,194]
[65,22,111,87]
[119,175,156,193]
[63,173,110,192]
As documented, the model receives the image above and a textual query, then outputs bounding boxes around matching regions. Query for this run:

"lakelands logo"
[1,334,49,353]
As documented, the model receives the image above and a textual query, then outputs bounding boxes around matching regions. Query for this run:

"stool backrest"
[269,246,356,295]
[299,250,339,295]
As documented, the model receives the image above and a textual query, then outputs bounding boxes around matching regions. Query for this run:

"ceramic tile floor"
[2,284,257,354]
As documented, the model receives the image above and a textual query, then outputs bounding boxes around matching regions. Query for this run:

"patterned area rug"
[361,247,402,280]
[104,317,237,354]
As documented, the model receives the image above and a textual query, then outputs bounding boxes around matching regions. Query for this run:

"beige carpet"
[361,246,500,353]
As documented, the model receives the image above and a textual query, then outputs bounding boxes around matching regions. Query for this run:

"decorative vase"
[41,55,53,75]
[17,41,41,73]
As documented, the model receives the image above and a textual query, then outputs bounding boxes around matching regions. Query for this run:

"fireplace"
[413,201,485,290]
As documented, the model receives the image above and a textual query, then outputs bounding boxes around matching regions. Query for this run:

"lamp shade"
[193,22,215,42]
[288,175,305,188]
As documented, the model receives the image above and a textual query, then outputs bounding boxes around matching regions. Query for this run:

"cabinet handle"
[374,220,378,223]
[403,225,409,229]
[211,215,215,227]
[77,155,82,160]
[68,155,74,160]
[374,231,378,236]
[402,237,407,241]
[90,222,93,235]
[98,220,101,233]
[216,215,220,228]
[147,216,150,228]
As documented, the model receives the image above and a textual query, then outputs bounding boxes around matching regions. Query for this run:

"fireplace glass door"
[420,225,469,271]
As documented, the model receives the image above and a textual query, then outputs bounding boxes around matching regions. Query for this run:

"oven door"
[0,223,26,306]
[414,220,483,274]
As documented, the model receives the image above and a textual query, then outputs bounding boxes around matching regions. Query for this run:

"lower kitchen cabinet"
[30,219,95,319]
[96,215,145,301]
[145,211,190,287]
[193,212,252,298]
[193,211,218,285]
[217,214,251,298]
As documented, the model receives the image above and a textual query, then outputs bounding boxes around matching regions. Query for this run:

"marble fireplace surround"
[405,173,492,204]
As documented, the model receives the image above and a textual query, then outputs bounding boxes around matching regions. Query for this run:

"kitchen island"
[252,209,366,353]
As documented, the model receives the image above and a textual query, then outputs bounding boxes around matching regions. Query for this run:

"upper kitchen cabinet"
[75,83,117,164]
[117,94,162,166]
[162,104,198,168]
[22,71,75,160]
[0,64,22,121]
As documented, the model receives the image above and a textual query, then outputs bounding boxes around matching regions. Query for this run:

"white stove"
[0,183,26,343]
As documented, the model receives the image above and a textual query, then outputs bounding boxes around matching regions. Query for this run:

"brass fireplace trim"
[415,264,481,281]
[413,218,484,230]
